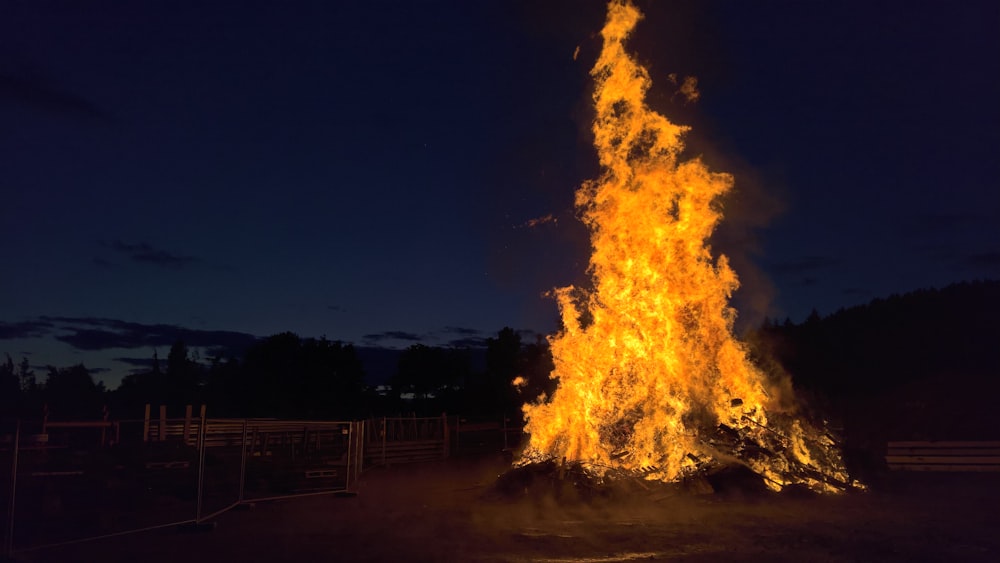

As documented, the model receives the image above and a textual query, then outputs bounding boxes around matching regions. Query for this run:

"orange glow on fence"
[518,1,848,492]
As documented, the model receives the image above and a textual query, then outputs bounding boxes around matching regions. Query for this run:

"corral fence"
[1,415,362,558]
[364,415,449,466]
[362,414,525,467]
[451,415,524,456]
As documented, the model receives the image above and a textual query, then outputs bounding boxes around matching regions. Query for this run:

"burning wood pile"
[511,0,857,495]
[501,416,851,499]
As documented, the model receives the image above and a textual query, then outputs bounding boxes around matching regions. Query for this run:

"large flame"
[519,1,849,492]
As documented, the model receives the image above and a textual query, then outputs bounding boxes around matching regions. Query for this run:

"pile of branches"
[494,418,853,500]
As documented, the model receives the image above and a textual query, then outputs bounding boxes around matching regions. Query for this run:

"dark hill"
[761,280,1000,400]
[754,280,1000,481]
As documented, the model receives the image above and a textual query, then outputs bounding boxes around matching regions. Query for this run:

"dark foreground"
[15,456,1000,563]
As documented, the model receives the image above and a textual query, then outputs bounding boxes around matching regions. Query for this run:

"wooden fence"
[886,440,1000,472]
[364,416,448,466]
[361,414,525,467]
[452,416,523,455]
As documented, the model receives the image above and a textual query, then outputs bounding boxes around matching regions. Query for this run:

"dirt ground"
[14,455,1000,563]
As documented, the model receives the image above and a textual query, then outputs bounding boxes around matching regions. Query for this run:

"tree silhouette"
[465,327,523,416]
[204,355,242,416]
[17,356,36,392]
[236,332,303,417]
[164,339,202,406]
[217,332,367,419]
[43,364,103,419]
[298,337,366,418]
[0,354,20,416]
[390,344,471,414]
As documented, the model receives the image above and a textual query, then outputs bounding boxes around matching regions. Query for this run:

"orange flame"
[519,1,849,492]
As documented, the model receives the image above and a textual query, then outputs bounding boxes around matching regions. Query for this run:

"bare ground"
[13,455,1000,562]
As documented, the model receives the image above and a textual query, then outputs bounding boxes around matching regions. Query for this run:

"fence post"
[238,419,248,504]
[441,413,449,459]
[4,420,20,559]
[381,417,387,467]
[101,406,109,447]
[142,404,150,442]
[195,414,207,522]
[344,422,353,492]
[356,420,364,477]
[182,405,192,446]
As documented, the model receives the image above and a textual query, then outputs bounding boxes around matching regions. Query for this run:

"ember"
[516,0,854,493]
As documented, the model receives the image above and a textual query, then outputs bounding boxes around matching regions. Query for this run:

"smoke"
[709,158,787,333]
[666,73,700,104]
[678,76,700,104]
[656,63,788,331]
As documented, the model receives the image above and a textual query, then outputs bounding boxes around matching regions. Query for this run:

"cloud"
[0,319,55,340]
[768,256,840,276]
[114,356,158,368]
[106,240,199,269]
[435,326,485,348]
[361,331,424,345]
[57,327,146,350]
[36,316,258,354]
[359,326,525,349]
[446,336,490,348]
[327,305,347,312]
[441,326,482,336]
[0,70,111,122]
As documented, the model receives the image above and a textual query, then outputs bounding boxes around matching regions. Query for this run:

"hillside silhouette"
[757,279,999,400]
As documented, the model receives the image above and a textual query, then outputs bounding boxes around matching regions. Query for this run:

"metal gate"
[364,415,448,466]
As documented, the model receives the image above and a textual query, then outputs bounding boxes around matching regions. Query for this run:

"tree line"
[0,327,556,422]
[752,279,999,400]
[4,280,996,433]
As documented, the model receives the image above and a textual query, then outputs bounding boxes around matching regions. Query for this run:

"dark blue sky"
[3,1,998,387]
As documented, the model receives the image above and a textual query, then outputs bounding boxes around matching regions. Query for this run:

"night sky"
[3,1,998,387]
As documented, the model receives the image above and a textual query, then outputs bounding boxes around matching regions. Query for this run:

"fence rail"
[886,440,1000,472]
[364,416,448,467]
[453,416,523,455]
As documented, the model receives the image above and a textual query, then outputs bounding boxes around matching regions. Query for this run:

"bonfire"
[514,0,853,494]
